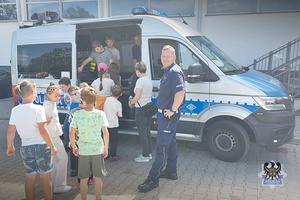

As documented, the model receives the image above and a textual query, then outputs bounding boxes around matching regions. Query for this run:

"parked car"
[0,69,12,99]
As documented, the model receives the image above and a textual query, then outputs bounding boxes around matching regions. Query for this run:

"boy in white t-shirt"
[104,85,123,161]
[6,79,57,200]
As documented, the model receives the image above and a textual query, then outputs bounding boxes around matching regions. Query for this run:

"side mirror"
[186,63,206,83]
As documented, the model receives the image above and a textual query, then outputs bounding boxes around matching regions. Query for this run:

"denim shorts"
[20,144,52,175]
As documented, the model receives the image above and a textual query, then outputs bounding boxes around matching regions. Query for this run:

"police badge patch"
[258,160,287,189]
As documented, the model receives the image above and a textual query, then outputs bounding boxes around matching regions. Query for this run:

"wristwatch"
[170,109,177,113]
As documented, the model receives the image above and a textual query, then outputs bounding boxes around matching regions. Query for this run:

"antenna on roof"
[178,13,188,25]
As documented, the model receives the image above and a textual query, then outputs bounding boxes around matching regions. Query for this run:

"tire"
[206,120,250,162]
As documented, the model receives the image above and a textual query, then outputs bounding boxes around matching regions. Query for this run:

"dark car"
[0,68,12,99]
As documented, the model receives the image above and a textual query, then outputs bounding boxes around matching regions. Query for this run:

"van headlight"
[253,96,287,111]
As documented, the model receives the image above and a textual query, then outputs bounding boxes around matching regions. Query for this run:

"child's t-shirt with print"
[70,108,109,156]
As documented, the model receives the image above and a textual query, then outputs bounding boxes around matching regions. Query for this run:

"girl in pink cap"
[91,62,115,110]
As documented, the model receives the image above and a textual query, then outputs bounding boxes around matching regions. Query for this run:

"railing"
[248,37,300,97]
[248,37,300,72]
[271,59,300,97]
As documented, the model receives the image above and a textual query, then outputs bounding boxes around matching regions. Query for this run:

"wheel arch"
[201,115,256,144]
[197,104,257,143]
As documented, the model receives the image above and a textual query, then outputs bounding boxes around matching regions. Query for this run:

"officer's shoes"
[159,170,178,180]
[138,179,159,192]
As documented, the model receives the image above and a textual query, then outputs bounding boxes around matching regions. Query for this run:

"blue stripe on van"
[180,99,260,115]
[32,93,67,108]
[33,93,260,115]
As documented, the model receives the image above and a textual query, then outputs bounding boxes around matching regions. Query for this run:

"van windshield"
[188,36,242,73]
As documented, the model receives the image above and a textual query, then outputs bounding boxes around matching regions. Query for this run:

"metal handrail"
[271,57,300,97]
[248,37,300,71]
[248,36,300,97]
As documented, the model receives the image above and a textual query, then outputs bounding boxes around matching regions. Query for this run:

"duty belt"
[157,109,179,113]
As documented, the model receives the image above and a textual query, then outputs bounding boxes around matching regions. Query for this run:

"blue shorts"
[20,144,52,175]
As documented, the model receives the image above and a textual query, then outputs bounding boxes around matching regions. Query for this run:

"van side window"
[177,43,199,71]
[149,39,201,80]
[17,43,72,79]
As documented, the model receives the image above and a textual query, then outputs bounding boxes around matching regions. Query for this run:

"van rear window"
[17,43,72,79]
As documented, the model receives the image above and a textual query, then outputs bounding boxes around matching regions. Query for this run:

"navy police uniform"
[147,63,185,183]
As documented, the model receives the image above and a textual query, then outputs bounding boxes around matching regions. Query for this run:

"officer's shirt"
[157,63,185,110]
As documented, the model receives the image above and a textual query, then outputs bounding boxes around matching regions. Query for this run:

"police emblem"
[258,160,287,189]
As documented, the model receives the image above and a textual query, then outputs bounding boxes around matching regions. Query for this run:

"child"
[91,62,115,110]
[6,79,57,200]
[78,40,113,73]
[43,82,72,193]
[59,77,71,148]
[104,85,123,162]
[105,34,121,69]
[108,62,121,86]
[68,85,94,186]
[67,85,81,177]
[70,86,109,200]
[79,81,89,88]
[69,86,81,113]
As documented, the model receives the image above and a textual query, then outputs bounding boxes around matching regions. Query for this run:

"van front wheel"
[206,120,250,162]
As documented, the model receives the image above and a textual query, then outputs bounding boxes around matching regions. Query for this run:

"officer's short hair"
[162,45,175,55]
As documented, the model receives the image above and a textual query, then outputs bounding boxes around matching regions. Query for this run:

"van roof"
[38,14,200,38]
[14,15,201,45]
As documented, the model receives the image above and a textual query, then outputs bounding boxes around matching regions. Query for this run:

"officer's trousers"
[148,112,179,182]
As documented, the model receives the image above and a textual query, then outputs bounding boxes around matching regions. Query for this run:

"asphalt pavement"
[0,97,300,200]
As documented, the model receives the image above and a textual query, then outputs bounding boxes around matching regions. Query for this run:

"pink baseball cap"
[97,62,108,72]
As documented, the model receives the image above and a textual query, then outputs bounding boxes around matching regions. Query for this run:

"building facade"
[1,0,300,67]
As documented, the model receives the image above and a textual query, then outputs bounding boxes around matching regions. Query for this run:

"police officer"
[138,45,186,192]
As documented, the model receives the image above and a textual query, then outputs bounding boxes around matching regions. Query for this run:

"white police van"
[11,7,295,162]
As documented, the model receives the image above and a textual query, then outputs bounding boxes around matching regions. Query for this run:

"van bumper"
[245,108,295,147]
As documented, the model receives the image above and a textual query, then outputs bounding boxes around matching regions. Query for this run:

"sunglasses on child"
[70,92,79,96]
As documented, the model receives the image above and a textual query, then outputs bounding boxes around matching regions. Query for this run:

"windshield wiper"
[224,68,244,75]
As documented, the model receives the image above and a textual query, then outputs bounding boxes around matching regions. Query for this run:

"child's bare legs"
[80,178,89,200]
[40,172,53,200]
[25,174,37,200]
[94,177,103,200]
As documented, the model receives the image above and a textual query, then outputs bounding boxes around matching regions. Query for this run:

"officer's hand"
[164,109,174,119]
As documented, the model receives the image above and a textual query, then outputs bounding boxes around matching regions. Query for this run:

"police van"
[10,8,295,162]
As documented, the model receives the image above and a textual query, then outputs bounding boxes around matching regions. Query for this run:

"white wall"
[200,2,300,66]
[0,22,19,66]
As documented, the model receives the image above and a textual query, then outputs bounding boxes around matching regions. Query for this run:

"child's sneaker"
[109,155,120,162]
[134,155,150,162]
[53,185,72,193]
[88,177,94,185]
